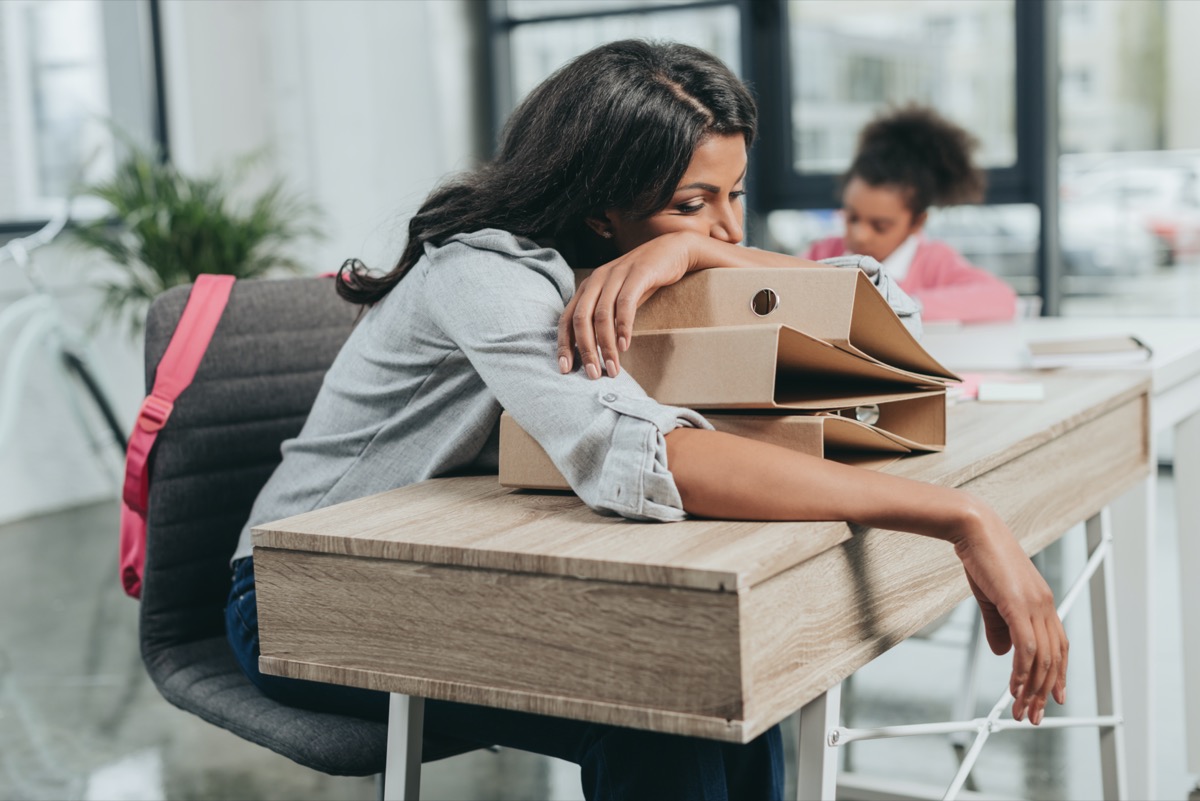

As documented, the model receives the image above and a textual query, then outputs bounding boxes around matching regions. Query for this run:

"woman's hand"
[557,231,701,378]
[953,499,1068,725]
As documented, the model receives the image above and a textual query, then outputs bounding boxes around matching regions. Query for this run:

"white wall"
[161,0,482,273]
[0,0,482,524]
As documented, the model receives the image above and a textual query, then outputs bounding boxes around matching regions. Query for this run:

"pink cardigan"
[805,236,1017,323]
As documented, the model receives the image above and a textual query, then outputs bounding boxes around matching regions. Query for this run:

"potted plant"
[70,142,324,334]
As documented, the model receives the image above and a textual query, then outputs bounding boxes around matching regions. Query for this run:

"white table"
[923,317,1200,801]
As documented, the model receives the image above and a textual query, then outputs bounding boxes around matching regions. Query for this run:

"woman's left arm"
[559,231,827,379]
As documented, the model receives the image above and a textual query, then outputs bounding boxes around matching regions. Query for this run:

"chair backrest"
[138,276,359,657]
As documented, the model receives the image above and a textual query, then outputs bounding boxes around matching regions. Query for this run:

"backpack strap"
[120,274,236,598]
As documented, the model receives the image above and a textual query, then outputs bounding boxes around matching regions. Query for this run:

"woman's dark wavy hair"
[337,39,757,305]
[844,103,986,217]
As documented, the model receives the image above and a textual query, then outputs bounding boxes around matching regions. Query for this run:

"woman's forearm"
[688,235,820,271]
[665,426,1066,726]
[665,426,980,545]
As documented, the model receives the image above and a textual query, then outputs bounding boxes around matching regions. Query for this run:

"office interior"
[1,0,1198,799]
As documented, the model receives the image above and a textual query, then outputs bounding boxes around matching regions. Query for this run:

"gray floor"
[0,468,1194,800]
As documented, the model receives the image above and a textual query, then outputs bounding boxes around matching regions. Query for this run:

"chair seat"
[144,637,387,776]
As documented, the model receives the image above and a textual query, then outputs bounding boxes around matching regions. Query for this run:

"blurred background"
[0,1,1196,799]
[2,0,1198,526]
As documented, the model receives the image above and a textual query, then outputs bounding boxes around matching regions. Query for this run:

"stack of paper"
[1027,334,1151,368]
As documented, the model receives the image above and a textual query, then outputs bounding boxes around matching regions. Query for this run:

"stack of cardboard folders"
[498,267,960,491]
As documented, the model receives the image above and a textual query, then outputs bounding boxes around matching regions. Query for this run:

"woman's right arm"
[664,426,1068,727]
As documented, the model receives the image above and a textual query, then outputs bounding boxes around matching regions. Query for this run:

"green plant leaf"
[67,133,326,335]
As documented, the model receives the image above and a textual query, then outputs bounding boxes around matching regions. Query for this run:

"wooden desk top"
[253,371,1148,594]
[253,369,1150,741]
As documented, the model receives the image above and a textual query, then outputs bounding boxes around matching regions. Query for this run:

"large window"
[763,0,1042,296]
[0,0,163,229]
[487,0,745,144]
[488,1,1200,316]
[1055,0,1200,316]
[788,0,1016,175]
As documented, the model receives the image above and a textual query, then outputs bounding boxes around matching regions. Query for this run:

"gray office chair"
[136,276,388,775]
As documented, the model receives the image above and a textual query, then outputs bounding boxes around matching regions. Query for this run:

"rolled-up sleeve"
[421,232,711,521]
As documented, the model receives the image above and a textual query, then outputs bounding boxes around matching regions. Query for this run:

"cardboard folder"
[625,267,959,383]
[497,265,957,492]
[620,324,948,409]
[497,390,945,491]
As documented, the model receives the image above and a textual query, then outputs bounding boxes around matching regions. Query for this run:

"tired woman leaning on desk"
[226,39,1066,801]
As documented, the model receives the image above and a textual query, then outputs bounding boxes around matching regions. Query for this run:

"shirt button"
[602,393,618,403]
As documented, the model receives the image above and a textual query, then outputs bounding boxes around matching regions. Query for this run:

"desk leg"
[383,694,424,801]
[1176,411,1200,784]
[1110,470,1154,801]
[795,682,841,801]
[1088,511,1129,801]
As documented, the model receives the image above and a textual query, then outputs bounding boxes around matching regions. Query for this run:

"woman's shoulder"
[419,228,575,298]
[430,228,563,266]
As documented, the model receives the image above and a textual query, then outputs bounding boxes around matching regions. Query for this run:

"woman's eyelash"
[677,190,746,214]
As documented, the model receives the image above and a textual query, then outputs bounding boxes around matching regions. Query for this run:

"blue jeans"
[227,556,783,800]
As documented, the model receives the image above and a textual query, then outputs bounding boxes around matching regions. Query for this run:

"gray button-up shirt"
[232,229,711,561]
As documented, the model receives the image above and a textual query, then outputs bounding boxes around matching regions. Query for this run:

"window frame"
[484,0,1061,312]
[748,0,1046,212]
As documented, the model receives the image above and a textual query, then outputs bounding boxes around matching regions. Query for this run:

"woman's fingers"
[1055,631,1069,705]
[612,272,647,356]
[591,263,632,376]
[1028,617,1060,725]
[1008,616,1037,721]
[557,292,580,374]
[570,277,605,379]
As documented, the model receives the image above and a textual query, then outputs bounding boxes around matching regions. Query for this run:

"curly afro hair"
[844,103,986,216]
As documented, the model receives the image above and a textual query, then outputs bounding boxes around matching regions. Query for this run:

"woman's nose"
[711,204,744,244]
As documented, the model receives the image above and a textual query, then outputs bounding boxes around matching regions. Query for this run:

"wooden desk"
[253,371,1149,794]
[923,317,1200,800]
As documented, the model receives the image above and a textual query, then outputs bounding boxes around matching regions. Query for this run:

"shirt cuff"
[592,390,711,522]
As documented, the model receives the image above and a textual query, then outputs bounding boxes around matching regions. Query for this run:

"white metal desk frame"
[922,317,1200,801]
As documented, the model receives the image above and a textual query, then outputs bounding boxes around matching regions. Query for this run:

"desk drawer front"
[256,550,745,726]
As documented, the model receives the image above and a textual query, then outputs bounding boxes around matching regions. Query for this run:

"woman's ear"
[585,213,615,240]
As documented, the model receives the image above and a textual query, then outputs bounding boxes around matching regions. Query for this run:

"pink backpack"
[119,274,236,599]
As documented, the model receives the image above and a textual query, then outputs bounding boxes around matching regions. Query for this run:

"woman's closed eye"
[675,190,746,215]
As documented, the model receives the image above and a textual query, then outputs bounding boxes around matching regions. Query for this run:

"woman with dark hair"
[226,41,1064,800]
[806,104,1019,323]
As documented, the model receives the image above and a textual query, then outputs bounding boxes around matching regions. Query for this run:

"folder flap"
[821,391,946,451]
[843,271,960,382]
[626,325,944,409]
[774,326,944,400]
[822,419,915,452]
